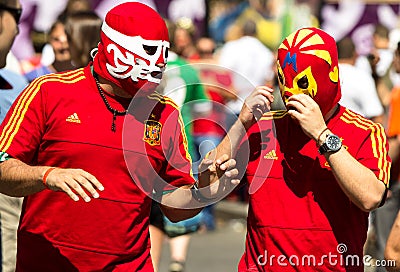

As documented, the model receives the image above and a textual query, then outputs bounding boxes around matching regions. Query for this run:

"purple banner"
[321,2,400,55]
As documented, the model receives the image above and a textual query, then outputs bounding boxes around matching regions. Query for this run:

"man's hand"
[197,154,240,201]
[238,86,274,129]
[285,94,327,141]
[44,168,104,202]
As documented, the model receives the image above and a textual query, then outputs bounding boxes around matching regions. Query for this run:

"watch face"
[326,134,342,151]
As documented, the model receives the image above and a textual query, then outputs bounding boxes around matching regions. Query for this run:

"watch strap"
[318,143,329,154]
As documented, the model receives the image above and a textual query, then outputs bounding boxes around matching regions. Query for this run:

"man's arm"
[207,86,275,162]
[160,154,239,222]
[0,158,104,202]
[323,143,386,211]
[385,211,400,271]
[286,94,387,212]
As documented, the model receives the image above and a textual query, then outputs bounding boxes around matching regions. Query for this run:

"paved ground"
[158,219,246,272]
[158,201,247,272]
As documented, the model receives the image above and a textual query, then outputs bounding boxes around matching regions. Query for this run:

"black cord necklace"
[93,72,127,132]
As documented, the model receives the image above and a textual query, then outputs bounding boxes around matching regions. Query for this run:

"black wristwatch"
[318,134,342,155]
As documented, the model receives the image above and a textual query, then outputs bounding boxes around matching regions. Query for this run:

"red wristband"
[43,167,56,188]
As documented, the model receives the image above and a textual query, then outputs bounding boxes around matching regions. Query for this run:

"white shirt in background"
[339,63,384,119]
[218,36,274,114]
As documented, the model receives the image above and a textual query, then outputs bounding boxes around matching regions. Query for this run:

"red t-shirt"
[237,106,390,271]
[192,67,234,137]
[0,65,195,271]
[192,89,226,137]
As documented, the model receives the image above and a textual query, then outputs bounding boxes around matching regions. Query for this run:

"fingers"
[238,86,275,125]
[46,168,104,202]
[80,171,104,192]
[251,87,274,108]
[286,94,305,112]
[199,155,238,178]
[198,157,214,173]
[286,94,317,110]
[215,153,230,166]
[286,94,322,119]
[215,158,239,183]
[58,181,80,202]
[221,160,239,183]
[217,157,236,171]
[255,85,275,97]
[285,94,328,140]
[196,156,240,203]
[251,87,275,120]
[73,175,99,202]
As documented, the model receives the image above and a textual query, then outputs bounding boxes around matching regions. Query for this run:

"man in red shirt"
[211,27,390,271]
[0,2,238,271]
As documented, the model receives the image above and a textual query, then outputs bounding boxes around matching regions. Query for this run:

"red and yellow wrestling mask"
[93,2,170,96]
[277,27,341,116]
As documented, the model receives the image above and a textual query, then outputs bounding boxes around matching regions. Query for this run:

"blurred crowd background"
[8,0,400,72]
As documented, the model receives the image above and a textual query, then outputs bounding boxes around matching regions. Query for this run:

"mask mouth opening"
[151,71,163,79]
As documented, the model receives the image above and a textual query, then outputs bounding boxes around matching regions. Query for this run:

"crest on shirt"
[143,120,162,146]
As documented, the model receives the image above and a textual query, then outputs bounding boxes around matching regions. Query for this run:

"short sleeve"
[0,77,46,163]
[159,108,196,192]
[356,122,391,187]
[358,73,384,119]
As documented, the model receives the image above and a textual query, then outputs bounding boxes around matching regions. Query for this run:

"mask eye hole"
[297,75,309,89]
[143,45,158,55]
[277,70,284,85]
[165,48,169,59]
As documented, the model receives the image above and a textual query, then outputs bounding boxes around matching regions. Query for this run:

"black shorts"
[149,200,165,232]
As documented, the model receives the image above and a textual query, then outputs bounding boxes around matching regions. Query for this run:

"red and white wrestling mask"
[277,27,341,116]
[93,2,169,96]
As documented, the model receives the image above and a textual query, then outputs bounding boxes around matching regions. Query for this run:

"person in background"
[191,36,236,230]
[356,23,394,112]
[387,42,400,190]
[0,3,238,271]
[384,210,400,271]
[218,19,275,129]
[64,11,102,68]
[57,0,91,22]
[24,19,74,82]
[381,41,400,272]
[210,27,390,271]
[173,17,200,61]
[193,36,234,152]
[38,0,92,71]
[0,0,21,70]
[218,18,275,202]
[0,1,26,272]
[149,20,211,272]
[337,37,384,123]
